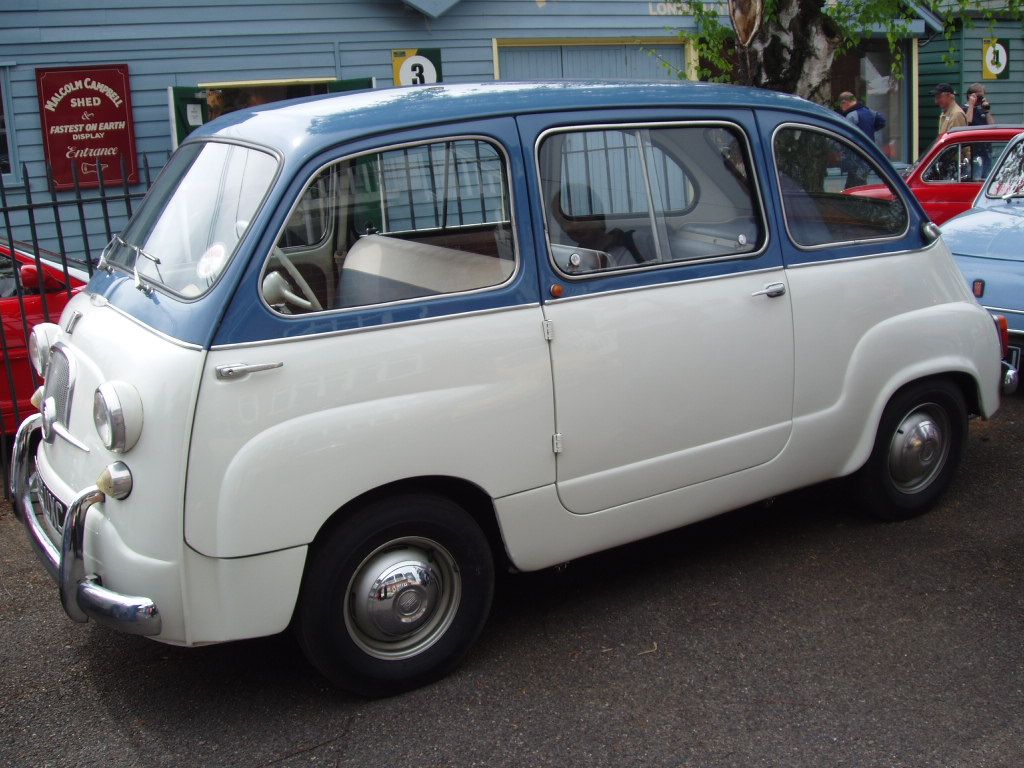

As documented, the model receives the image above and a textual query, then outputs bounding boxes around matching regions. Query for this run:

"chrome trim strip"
[542,264,783,304]
[93,295,205,351]
[209,301,540,351]
[258,133,522,319]
[11,416,162,636]
[533,120,772,282]
[769,121,913,252]
[784,237,941,270]
[51,421,91,453]
[983,305,1024,317]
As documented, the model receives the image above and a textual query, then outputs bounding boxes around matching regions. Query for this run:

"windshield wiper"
[1001,191,1024,202]
[111,235,162,295]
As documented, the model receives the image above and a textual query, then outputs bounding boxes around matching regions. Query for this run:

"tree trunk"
[737,0,842,103]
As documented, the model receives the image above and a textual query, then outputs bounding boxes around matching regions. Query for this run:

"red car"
[849,125,1024,224]
[0,240,88,433]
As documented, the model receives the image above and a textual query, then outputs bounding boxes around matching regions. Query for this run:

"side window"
[538,124,764,276]
[263,138,515,314]
[923,145,966,183]
[985,140,1024,198]
[1,66,15,181]
[774,126,908,248]
[924,142,1009,183]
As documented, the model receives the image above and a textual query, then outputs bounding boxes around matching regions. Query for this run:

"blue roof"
[192,80,837,164]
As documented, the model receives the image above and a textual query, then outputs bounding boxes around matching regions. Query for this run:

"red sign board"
[36,64,138,190]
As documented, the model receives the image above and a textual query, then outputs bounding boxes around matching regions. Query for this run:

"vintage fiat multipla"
[12,81,1008,696]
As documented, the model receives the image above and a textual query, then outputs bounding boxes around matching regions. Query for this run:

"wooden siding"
[918,19,1024,159]
[0,0,698,257]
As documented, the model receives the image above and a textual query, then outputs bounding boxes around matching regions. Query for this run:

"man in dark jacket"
[837,92,878,188]
[964,83,996,178]
[838,92,882,142]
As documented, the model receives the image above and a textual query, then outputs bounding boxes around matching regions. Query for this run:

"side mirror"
[19,264,66,292]
[922,221,942,243]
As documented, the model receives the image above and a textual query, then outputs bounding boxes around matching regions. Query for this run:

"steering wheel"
[268,247,323,312]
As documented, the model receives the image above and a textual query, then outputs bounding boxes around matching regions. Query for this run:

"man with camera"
[965,83,996,127]
[965,83,997,178]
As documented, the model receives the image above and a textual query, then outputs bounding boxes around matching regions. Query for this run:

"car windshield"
[104,141,278,298]
[986,140,1024,199]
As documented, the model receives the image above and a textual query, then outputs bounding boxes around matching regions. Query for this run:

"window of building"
[538,124,764,276]
[264,137,516,314]
[774,126,908,248]
[832,40,905,162]
[1,65,15,181]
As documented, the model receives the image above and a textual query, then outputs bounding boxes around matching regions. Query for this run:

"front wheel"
[296,493,494,696]
[856,380,967,521]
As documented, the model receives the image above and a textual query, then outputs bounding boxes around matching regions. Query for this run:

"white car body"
[11,82,1003,692]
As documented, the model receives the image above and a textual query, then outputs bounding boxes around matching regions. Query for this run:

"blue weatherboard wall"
[1,1,698,185]
[0,0,698,256]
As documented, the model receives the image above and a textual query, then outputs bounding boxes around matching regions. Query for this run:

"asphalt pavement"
[1,396,1022,767]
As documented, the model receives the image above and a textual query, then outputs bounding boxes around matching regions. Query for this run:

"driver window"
[923,145,966,183]
[263,138,516,314]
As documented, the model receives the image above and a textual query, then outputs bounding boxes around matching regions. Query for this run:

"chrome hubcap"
[345,537,461,660]
[887,403,950,494]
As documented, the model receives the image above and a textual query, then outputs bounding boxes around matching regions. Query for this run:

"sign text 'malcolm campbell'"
[36,64,139,190]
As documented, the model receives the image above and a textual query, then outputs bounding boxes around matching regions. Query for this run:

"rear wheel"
[857,380,967,521]
[296,492,494,696]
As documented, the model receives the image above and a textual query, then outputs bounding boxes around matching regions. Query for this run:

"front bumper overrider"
[10,414,162,636]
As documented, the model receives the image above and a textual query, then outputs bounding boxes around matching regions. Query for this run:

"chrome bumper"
[10,414,162,636]
[1003,360,1019,395]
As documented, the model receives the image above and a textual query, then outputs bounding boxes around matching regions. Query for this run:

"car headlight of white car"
[28,323,61,377]
[93,381,143,453]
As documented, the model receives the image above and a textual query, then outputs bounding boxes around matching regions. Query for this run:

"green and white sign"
[983,38,1009,80]
[392,48,443,86]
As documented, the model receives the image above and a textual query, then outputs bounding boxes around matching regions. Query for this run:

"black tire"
[296,492,494,697]
[856,380,967,521]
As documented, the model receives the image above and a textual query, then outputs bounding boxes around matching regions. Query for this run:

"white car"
[11,81,1006,696]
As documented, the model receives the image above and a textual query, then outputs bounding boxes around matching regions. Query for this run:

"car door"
[518,110,794,516]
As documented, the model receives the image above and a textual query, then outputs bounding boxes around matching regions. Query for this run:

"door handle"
[751,282,787,299]
[215,361,284,380]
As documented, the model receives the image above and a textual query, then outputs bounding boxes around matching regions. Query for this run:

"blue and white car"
[11,81,1005,696]
[943,132,1024,392]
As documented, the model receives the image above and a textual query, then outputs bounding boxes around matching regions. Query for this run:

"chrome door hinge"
[542,320,554,341]
[552,433,563,454]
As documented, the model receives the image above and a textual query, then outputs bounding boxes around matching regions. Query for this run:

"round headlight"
[93,381,143,453]
[28,323,61,377]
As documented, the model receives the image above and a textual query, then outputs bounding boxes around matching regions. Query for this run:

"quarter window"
[774,127,907,248]
[539,124,764,276]
[263,138,515,314]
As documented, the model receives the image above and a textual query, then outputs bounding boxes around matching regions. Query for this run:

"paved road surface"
[1,397,1021,767]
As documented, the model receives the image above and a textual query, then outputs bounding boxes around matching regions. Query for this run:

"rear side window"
[538,124,765,276]
[262,137,515,315]
[774,126,907,248]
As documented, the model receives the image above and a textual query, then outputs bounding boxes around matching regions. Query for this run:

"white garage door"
[498,44,686,81]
